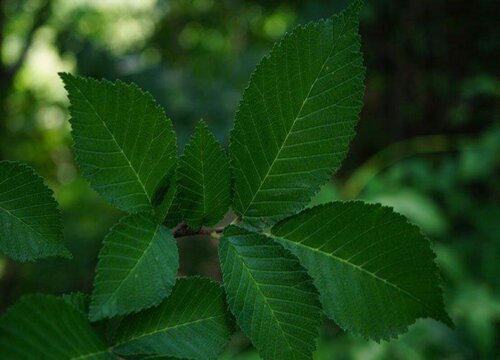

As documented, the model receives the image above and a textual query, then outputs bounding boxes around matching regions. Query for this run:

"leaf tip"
[197,118,208,127]
[58,72,75,85]
[87,306,103,323]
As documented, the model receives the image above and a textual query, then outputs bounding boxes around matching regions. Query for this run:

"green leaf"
[219,225,321,360]
[90,213,179,321]
[154,175,178,224]
[178,120,230,229]
[271,201,453,341]
[113,277,232,360]
[0,295,113,359]
[230,1,365,226]
[127,356,180,360]
[60,73,177,215]
[0,161,71,261]
[63,292,90,315]
[163,192,184,228]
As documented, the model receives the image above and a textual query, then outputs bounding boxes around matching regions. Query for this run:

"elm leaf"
[219,225,322,360]
[89,213,179,321]
[113,277,232,360]
[271,201,453,341]
[0,161,71,261]
[0,295,113,359]
[60,73,177,215]
[230,1,365,226]
[178,120,230,229]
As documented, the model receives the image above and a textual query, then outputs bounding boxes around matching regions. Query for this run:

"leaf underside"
[178,120,230,229]
[60,73,177,215]
[230,1,365,227]
[0,295,113,360]
[0,161,71,261]
[114,277,232,360]
[271,201,453,341]
[90,213,179,321]
[219,225,322,360]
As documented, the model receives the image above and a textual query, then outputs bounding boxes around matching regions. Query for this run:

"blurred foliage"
[0,0,498,358]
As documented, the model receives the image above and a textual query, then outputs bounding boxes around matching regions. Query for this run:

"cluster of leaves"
[0,2,451,359]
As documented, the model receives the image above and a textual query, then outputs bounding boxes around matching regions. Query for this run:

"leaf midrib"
[0,168,57,248]
[0,204,54,248]
[227,241,297,358]
[70,349,110,360]
[115,314,225,347]
[199,139,208,222]
[276,237,433,311]
[67,77,152,204]
[240,19,350,217]
[91,223,161,318]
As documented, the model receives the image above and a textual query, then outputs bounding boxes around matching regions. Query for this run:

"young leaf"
[271,201,453,341]
[90,213,179,321]
[0,295,113,359]
[60,73,177,215]
[177,120,230,229]
[0,161,71,261]
[113,277,232,360]
[230,1,365,226]
[219,225,321,360]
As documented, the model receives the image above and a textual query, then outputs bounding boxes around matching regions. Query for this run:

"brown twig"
[173,223,225,239]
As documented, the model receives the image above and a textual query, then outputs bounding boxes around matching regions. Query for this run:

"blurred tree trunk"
[0,0,8,103]
[0,0,52,158]
[0,0,8,155]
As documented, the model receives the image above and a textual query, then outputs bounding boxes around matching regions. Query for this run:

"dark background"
[0,0,499,358]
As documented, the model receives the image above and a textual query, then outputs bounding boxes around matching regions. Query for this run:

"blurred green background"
[0,0,499,358]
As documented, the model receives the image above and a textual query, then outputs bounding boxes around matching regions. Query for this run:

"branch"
[0,0,52,90]
[173,223,225,239]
